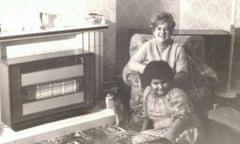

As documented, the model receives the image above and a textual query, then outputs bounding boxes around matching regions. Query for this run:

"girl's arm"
[142,86,152,131]
[163,118,187,141]
[164,88,190,141]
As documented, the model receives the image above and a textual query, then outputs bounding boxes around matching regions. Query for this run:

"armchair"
[122,33,219,114]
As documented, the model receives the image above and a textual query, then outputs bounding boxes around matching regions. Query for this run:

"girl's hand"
[163,118,186,143]
[147,137,173,144]
[163,130,175,142]
[158,137,174,144]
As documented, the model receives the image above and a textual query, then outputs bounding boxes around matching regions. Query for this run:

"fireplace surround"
[0,25,108,131]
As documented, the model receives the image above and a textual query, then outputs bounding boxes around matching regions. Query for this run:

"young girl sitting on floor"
[132,61,199,144]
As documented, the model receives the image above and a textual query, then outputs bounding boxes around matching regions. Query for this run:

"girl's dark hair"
[141,61,174,89]
[149,11,176,32]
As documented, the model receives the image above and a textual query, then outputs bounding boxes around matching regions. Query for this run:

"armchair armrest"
[187,54,219,89]
[122,64,141,87]
[198,63,219,82]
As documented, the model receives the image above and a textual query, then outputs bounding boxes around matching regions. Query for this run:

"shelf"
[0,24,108,42]
[128,29,231,37]
[173,29,230,35]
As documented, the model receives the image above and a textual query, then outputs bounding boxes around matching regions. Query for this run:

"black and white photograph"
[0,0,239,144]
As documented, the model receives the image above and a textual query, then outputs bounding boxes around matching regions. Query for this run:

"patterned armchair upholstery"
[122,33,218,111]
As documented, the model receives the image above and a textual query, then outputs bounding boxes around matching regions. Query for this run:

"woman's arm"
[128,42,149,74]
[174,45,189,86]
[128,60,146,74]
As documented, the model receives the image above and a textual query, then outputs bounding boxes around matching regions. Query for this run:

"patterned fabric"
[123,33,218,110]
[128,38,188,76]
[142,87,190,129]
[131,87,198,144]
[132,127,198,144]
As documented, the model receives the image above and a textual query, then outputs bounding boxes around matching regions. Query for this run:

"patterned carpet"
[34,121,142,144]
[34,99,143,144]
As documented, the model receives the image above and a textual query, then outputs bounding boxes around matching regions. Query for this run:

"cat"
[105,87,130,126]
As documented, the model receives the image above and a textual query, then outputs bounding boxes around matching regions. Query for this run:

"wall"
[116,0,180,73]
[179,0,234,31]
[0,0,116,82]
[236,0,240,27]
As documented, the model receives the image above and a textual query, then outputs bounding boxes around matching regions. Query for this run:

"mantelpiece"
[0,25,108,42]
[0,24,108,130]
[0,24,108,91]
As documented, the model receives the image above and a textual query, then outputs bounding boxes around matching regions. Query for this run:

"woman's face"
[150,78,171,97]
[153,22,172,42]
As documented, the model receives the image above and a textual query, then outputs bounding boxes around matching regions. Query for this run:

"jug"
[40,12,60,28]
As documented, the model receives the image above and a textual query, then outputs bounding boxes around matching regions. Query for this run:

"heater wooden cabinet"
[0,50,95,130]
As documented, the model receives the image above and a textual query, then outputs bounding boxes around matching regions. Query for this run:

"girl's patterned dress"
[132,87,200,144]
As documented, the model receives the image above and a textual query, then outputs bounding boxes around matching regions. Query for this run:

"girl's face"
[150,78,171,97]
[153,22,172,42]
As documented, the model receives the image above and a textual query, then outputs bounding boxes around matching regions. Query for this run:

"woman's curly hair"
[149,11,176,33]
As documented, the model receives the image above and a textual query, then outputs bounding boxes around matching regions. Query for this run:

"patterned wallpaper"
[83,0,117,82]
[179,0,237,31]
[236,0,240,27]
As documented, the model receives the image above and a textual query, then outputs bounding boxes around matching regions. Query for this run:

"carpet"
[34,99,143,144]
[34,122,142,144]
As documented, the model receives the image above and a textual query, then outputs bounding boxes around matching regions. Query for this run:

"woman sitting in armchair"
[120,11,189,112]
[126,11,188,88]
